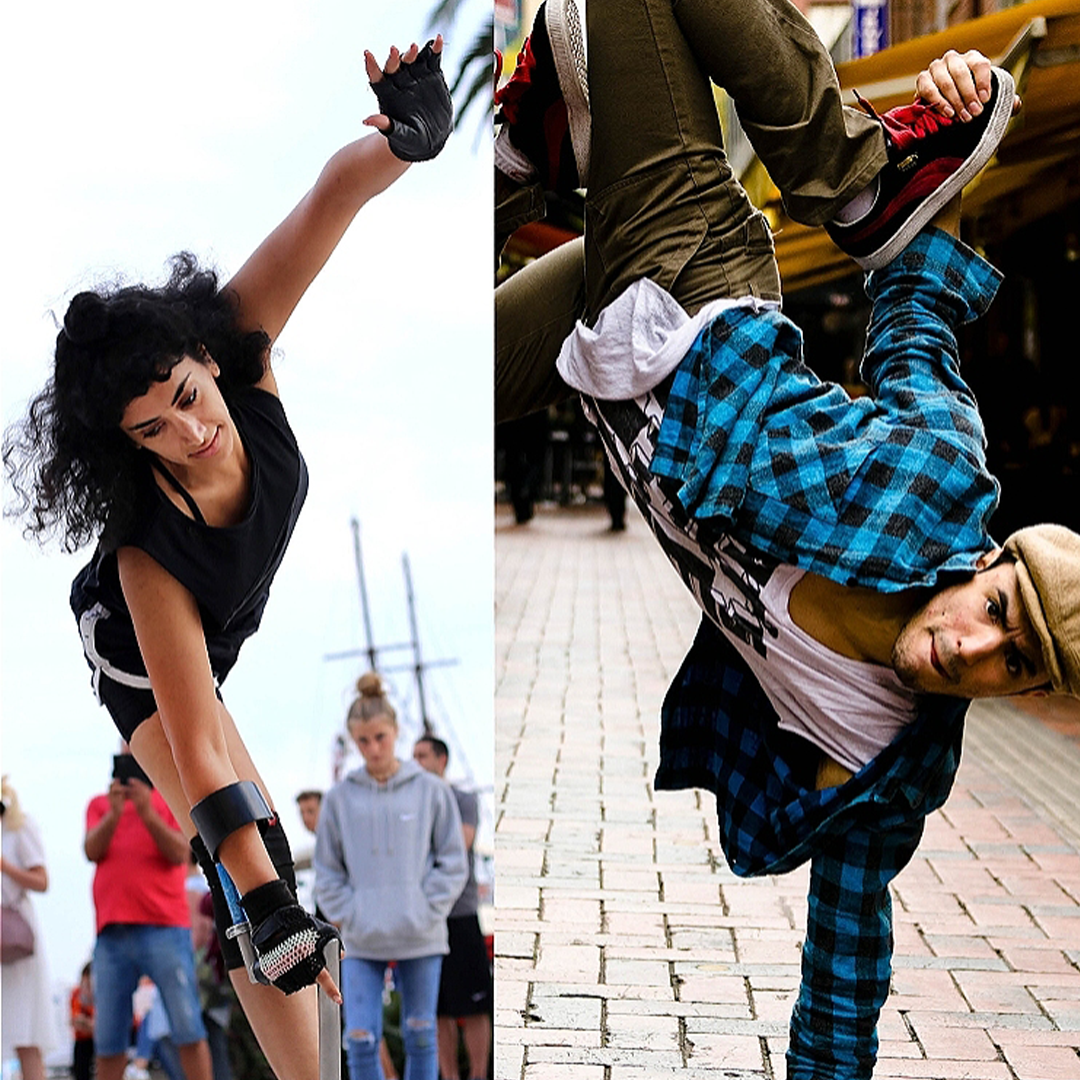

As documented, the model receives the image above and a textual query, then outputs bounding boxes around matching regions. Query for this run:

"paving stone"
[605,957,675,987]
[497,931,538,959]
[953,971,1043,1013]
[496,508,1080,1080]
[526,994,603,1030]
[493,1040,524,1080]
[610,1069,766,1080]
[525,1046,687,1068]
[605,1014,683,1052]
[684,1033,766,1071]
[908,1014,999,1060]
[514,1028,603,1048]
[1000,1043,1080,1080]
[521,1064,606,1080]
[998,945,1077,973]
[871,1062,1012,1079]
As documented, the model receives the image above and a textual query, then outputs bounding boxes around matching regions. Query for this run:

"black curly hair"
[3,253,270,552]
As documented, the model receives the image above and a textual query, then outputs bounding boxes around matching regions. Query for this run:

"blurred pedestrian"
[192,893,233,1080]
[1,776,58,1080]
[128,979,185,1080]
[295,790,324,836]
[84,753,212,1080]
[413,738,492,1080]
[71,963,96,1080]
[316,674,468,1080]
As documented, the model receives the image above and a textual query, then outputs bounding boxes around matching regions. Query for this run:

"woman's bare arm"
[0,858,48,892]
[116,545,278,893]
[225,131,409,382]
[224,38,448,390]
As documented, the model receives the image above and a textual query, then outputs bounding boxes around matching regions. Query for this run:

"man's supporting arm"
[786,811,924,1080]
[861,228,1001,448]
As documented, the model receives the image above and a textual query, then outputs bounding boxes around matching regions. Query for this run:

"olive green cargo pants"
[495,0,887,423]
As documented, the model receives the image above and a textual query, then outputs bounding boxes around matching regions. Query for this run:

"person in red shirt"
[84,757,212,1080]
[70,963,95,1080]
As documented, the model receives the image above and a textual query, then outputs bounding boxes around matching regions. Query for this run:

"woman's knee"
[344,1027,380,1080]
[401,1012,438,1055]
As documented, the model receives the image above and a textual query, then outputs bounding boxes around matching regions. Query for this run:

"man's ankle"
[833,176,880,225]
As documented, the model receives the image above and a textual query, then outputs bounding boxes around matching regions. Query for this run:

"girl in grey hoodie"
[314,674,467,1080]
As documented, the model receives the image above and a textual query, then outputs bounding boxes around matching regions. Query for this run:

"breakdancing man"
[494,1,1080,1076]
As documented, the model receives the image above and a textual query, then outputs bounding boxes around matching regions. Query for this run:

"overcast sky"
[1,0,492,1008]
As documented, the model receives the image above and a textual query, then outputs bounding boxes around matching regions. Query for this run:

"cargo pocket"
[585,165,710,314]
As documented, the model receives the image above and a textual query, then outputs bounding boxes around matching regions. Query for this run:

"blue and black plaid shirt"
[588,230,1003,1080]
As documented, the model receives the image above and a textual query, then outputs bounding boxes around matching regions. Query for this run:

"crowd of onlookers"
[2,680,491,1080]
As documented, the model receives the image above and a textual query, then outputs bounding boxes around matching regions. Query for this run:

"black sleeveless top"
[70,387,309,685]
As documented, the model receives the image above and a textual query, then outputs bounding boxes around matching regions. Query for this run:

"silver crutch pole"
[318,938,342,1080]
[216,863,263,984]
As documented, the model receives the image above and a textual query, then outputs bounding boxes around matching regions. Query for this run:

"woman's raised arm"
[226,37,451,383]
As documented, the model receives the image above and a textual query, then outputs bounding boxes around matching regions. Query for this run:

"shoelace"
[854,89,953,151]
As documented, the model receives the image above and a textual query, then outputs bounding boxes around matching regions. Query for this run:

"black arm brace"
[190,780,273,860]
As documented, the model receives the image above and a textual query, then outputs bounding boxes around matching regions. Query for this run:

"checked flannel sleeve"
[786,811,924,1080]
[652,229,1004,593]
[658,617,966,1080]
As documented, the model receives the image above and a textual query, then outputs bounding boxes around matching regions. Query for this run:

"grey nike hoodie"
[313,758,468,960]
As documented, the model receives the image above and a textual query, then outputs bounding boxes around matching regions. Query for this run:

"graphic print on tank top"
[584,385,917,772]
[587,388,779,659]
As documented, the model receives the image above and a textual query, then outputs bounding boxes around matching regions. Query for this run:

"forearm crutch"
[216,860,264,984]
[191,781,275,985]
[318,938,342,1080]
[218,861,343,1075]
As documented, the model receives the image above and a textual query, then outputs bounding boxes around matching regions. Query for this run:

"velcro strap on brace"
[190,780,273,861]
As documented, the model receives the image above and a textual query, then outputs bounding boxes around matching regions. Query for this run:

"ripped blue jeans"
[341,954,443,1080]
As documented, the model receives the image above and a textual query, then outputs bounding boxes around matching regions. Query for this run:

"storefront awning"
[761,0,1080,291]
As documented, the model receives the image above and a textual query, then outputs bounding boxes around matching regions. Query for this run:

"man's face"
[413,740,447,776]
[891,551,1048,698]
[297,796,321,835]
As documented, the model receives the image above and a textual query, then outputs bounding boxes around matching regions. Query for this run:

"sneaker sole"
[861,66,1014,271]
[546,0,591,188]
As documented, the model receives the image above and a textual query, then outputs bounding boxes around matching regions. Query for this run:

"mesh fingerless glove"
[371,40,453,162]
[242,880,340,995]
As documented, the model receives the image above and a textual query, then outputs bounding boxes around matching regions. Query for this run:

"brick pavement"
[494,505,1080,1080]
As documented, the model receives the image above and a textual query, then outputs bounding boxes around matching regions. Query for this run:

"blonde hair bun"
[356,672,385,698]
[346,672,397,727]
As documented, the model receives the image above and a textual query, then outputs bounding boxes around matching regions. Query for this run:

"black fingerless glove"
[371,40,453,162]
[242,880,340,995]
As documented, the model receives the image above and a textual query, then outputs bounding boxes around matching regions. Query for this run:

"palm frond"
[426,0,494,142]
[447,20,495,130]
[455,60,495,130]
[424,0,470,35]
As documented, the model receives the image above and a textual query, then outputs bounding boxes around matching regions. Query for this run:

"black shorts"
[437,913,492,1018]
[78,600,223,742]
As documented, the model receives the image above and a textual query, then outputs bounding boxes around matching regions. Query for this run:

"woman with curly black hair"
[4,37,452,1080]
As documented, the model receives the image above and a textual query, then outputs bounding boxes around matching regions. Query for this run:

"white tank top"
[732,564,917,772]
[579,377,918,776]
